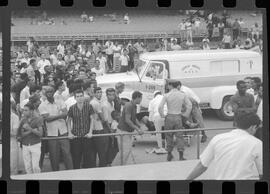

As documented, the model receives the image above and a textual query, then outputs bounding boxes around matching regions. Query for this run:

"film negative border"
[1,0,270,194]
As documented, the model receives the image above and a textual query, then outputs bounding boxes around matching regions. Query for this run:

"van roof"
[140,49,261,61]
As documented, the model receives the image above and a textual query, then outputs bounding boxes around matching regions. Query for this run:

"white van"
[97,49,262,120]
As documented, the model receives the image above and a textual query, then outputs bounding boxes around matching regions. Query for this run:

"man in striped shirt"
[67,89,95,169]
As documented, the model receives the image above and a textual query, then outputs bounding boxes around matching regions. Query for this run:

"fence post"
[120,134,124,166]
[197,130,200,159]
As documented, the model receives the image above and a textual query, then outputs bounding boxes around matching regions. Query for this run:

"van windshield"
[136,59,148,78]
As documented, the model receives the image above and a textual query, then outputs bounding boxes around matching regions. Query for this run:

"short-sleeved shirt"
[102,100,115,125]
[119,55,129,66]
[18,116,43,145]
[90,97,104,131]
[200,129,262,180]
[118,101,137,132]
[68,102,94,137]
[38,99,68,136]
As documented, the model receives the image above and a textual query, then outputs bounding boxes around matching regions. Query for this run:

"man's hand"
[23,123,32,131]
[137,129,144,135]
[85,132,93,138]
[68,132,75,139]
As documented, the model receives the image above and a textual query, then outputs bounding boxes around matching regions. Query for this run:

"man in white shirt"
[64,84,77,111]
[96,51,107,73]
[91,60,104,76]
[187,112,262,180]
[19,77,35,105]
[106,41,114,72]
[148,90,167,151]
[37,53,51,79]
[20,52,31,66]
[119,49,130,73]
[57,41,65,56]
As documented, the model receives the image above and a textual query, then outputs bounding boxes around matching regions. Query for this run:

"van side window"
[210,60,240,74]
[145,62,167,80]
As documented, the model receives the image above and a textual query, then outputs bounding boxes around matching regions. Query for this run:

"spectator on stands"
[207,21,214,40]
[64,50,76,65]
[20,84,42,110]
[113,41,122,72]
[57,40,65,56]
[119,49,130,73]
[222,32,232,49]
[91,60,104,77]
[105,41,114,72]
[96,51,107,73]
[20,77,35,106]
[27,37,34,53]
[170,38,181,51]
[232,19,241,41]
[37,53,51,82]
[81,11,88,22]
[21,52,31,66]
[194,17,201,36]
[92,39,101,57]
[89,15,94,23]
[54,80,69,102]
[202,37,210,50]
[218,21,225,40]
[50,49,58,66]
[178,19,186,41]
[251,22,260,41]
[128,43,137,71]
[124,13,130,24]
[185,19,193,44]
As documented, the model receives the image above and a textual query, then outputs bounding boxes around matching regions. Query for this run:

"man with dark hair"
[90,87,108,167]
[38,86,73,171]
[187,112,262,180]
[18,103,43,174]
[82,81,95,103]
[20,84,42,110]
[67,89,95,169]
[54,80,68,102]
[116,91,144,165]
[114,82,125,113]
[159,80,192,161]
[230,80,256,126]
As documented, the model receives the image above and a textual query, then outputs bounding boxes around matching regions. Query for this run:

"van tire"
[215,96,234,121]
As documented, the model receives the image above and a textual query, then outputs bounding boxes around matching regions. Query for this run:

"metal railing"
[41,127,235,166]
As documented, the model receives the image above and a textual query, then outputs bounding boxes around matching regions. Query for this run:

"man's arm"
[158,96,166,118]
[182,96,192,118]
[125,110,140,132]
[31,126,43,137]
[186,161,208,180]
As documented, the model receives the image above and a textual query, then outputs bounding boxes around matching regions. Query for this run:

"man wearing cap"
[148,90,167,152]
[159,80,192,161]
[38,86,73,171]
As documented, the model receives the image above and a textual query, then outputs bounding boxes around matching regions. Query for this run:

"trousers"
[47,138,73,171]
[70,137,95,169]
[153,115,165,148]
[164,114,185,152]
[22,143,41,174]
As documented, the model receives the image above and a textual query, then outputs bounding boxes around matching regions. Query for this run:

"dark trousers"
[92,129,109,167]
[70,137,95,169]
[47,137,73,171]
[121,66,128,72]
[128,57,134,71]
[107,54,114,70]
[34,70,41,85]
[39,140,48,169]
[232,29,239,40]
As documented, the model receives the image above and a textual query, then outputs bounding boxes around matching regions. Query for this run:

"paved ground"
[15,109,233,175]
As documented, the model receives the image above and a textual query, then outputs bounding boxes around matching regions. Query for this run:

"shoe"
[155,148,167,154]
[167,152,174,161]
[179,157,187,161]
[201,134,207,143]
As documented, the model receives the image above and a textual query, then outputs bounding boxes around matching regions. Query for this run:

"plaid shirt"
[68,102,94,137]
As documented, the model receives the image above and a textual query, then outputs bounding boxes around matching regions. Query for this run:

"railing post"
[120,134,124,166]
[197,130,200,159]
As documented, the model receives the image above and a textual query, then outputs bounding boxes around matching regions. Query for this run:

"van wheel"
[215,96,234,121]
